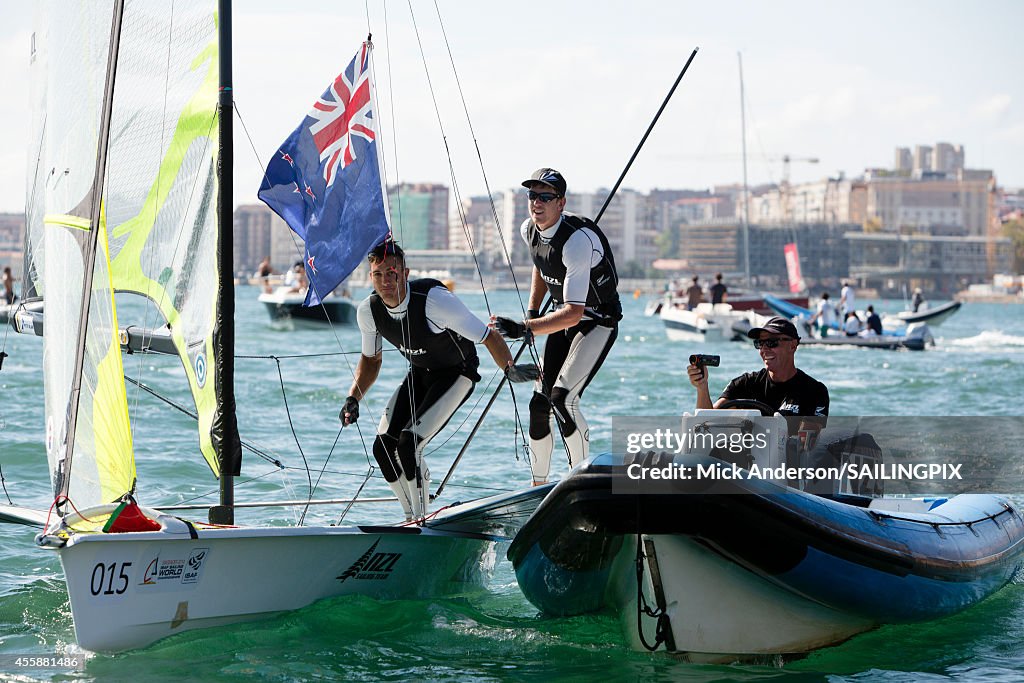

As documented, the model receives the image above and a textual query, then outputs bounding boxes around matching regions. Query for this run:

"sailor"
[341,241,539,520]
[687,316,828,433]
[491,168,621,485]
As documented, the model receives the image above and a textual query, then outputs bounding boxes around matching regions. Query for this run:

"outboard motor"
[905,322,934,347]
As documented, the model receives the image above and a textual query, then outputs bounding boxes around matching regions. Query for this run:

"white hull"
[49,484,551,652]
[660,303,752,343]
[607,534,873,660]
[58,522,496,652]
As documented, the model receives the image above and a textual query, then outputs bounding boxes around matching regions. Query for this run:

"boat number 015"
[90,562,133,596]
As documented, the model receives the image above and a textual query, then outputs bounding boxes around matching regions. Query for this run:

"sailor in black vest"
[492,168,621,485]
[341,242,539,521]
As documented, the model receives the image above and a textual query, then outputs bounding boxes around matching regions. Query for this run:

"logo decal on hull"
[138,548,211,589]
[337,539,402,582]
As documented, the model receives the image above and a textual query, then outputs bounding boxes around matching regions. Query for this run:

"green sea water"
[1,288,1022,681]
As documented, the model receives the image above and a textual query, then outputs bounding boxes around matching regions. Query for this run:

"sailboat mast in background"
[738,51,751,288]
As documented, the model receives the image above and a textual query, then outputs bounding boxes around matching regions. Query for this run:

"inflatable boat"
[508,409,1024,661]
[762,295,934,350]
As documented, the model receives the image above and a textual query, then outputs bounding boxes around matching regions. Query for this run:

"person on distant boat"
[255,256,274,278]
[2,266,15,305]
[687,316,828,435]
[686,275,704,310]
[912,287,925,313]
[843,311,862,337]
[840,281,856,317]
[283,261,299,288]
[341,241,539,521]
[491,168,621,486]
[284,261,307,294]
[710,273,727,305]
[809,292,836,336]
[254,256,275,294]
[865,305,882,335]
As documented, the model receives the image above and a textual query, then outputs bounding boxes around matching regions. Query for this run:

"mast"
[738,52,751,288]
[210,0,241,525]
[59,0,125,511]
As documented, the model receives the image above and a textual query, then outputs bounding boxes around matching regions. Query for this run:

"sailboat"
[2,0,549,653]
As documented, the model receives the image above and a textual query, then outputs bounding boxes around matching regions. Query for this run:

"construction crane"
[778,154,819,188]
[771,155,819,223]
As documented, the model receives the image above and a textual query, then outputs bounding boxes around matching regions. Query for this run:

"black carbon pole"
[595,47,699,223]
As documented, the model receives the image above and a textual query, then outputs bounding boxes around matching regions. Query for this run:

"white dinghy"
[7,0,546,653]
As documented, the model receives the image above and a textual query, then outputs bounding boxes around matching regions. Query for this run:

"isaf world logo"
[337,539,402,582]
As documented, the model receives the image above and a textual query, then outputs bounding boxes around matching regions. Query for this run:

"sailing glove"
[340,395,359,424]
[494,316,530,340]
[527,309,541,319]
[505,363,541,383]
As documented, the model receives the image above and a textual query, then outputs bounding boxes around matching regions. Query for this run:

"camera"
[689,354,721,367]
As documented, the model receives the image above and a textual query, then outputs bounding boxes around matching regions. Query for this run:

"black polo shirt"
[720,368,829,418]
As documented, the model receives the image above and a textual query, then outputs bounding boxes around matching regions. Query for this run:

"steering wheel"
[718,398,776,417]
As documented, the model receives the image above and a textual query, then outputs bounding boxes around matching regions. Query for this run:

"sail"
[35,0,135,508]
[36,0,221,512]
[23,22,49,302]
[104,1,221,476]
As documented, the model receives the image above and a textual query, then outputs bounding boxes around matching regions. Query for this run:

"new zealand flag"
[258,42,390,306]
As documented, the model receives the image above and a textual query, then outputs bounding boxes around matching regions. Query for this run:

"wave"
[944,330,1024,350]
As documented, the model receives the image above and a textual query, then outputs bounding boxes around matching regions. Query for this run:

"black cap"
[522,168,567,196]
[747,316,800,340]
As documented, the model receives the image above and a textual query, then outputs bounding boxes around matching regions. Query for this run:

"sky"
[0,0,1021,214]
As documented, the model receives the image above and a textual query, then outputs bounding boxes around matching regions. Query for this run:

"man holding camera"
[687,317,828,422]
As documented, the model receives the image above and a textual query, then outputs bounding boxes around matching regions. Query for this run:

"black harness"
[527,213,621,321]
[369,278,479,373]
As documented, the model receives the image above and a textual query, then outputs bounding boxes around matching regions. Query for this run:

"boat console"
[680,409,885,503]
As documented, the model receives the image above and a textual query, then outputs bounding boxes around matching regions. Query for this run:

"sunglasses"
[753,337,793,349]
[527,190,561,203]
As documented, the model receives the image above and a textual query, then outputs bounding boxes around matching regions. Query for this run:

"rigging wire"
[411,0,534,470]
[0,463,12,505]
[374,10,426,487]
[429,0,528,320]
[405,0,491,315]
[233,102,378,463]
[123,375,283,467]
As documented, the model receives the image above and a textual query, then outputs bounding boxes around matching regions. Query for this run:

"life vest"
[527,213,621,320]
[369,278,478,372]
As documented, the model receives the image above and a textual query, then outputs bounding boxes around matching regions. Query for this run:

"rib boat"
[508,409,1024,660]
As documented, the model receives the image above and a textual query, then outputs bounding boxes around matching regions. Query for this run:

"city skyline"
[0,1,1021,215]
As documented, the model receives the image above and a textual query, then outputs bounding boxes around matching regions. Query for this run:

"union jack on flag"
[258,42,391,307]
[310,42,374,187]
